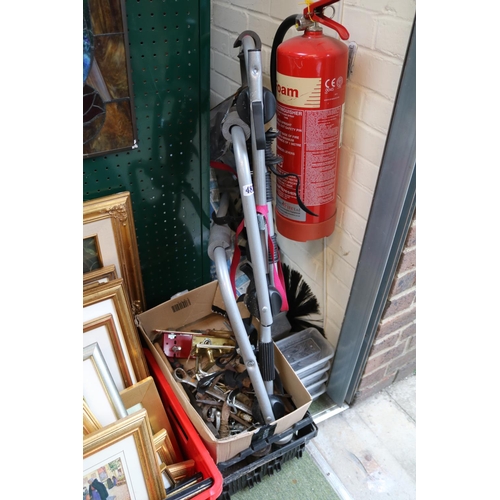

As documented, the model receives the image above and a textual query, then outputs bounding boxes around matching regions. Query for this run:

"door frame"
[327,19,416,405]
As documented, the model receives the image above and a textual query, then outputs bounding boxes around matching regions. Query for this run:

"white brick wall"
[210,0,416,347]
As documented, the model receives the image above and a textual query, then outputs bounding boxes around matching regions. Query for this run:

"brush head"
[282,263,325,337]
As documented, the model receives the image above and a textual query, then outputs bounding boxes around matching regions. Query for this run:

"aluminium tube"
[246,48,273,283]
[208,192,276,424]
[231,125,275,395]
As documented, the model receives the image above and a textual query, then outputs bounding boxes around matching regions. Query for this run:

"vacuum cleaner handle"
[209,190,276,424]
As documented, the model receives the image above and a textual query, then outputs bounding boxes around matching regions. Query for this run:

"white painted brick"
[337,173,373,220]
[345,0,415,21]
[349,47,403,100]
[211,0,230,8]
[210,71,237,105]
[212,2,248,34]
[338,202,369,243]
[326,246,356,290]
[213,51,241,84]
[231,0,270,16]
[211,27,231,56]
[385,0,416,21]
[278,237,324,280]
[326,272,351,310]
[344,204,369,244]
[351,154,380,192]
[344,83,365,121]
[270,0,302,20]
[260,46,272,86]
[325,308,343,347]
[375,15,413,59]
[336,157,351,186]
[338,147,354,179]
[345,0,393,13]
[328,226,362,269]
[361,90,394,133]
[246,14,281,49]
[343,6,376,49]
[210,90,225,108]
[342,115,387,166]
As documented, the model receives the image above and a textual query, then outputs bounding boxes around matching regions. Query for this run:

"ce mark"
[325,77,343,89]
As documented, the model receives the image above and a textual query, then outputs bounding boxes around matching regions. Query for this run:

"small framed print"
[83,342,127,427]
[83,313,135,392]
[83,409,165,500]
[83,192,145,314]
[83,236,103,273]
[83,278,149,386]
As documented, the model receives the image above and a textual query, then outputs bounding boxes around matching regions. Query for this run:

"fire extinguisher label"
[276,197,305,221]
[276,72,322,108]
[276,103,342,221]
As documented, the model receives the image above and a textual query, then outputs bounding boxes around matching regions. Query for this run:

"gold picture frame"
[83,342,128,427]
[83,312,136,391]
[83,279,149,384]
[83,408,165,500]
[83,192,145,314]
[83,264,118,290]
[83,400,102,436]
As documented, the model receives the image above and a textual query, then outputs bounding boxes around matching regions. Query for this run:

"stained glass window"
[83,0,137,158]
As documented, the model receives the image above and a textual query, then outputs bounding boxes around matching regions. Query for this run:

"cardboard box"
[136,280,312,464]
[119,376,183,464]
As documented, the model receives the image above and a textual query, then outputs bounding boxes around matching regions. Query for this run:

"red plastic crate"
[143,348,223,500]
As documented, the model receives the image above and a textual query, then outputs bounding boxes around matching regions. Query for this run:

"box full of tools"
[136,280,312,464]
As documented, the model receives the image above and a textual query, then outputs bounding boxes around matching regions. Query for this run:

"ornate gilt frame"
[83,279,149,383]
[83,264,118,290]
[83,192,145,314]
[83,408,165,500]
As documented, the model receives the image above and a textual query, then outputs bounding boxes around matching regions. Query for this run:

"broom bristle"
[282,263,325,337]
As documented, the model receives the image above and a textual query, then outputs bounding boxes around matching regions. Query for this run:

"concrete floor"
[226,374,416,500]
[307,375,416,500]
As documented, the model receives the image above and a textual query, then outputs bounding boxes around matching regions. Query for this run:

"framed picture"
[83,343,128,427]
[83,312,136,391]
[83,191,145,315]
[83,400,102,436]
[83,264,118,290]
[83,278,149,385]
[83,235,103,273]
[83,408,165,500]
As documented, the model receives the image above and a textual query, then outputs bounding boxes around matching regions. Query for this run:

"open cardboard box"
[120,376,183,464]
[136,280,312,464]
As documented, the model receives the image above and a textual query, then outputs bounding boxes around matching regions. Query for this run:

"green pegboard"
[83,0,211,309]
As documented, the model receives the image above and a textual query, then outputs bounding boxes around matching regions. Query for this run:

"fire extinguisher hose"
[269,14,319,218]
[270,14,298,97]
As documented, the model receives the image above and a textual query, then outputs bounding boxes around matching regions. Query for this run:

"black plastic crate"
[216,413,318,500]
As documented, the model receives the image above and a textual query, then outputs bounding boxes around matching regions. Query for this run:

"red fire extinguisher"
[271,0,350,242]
